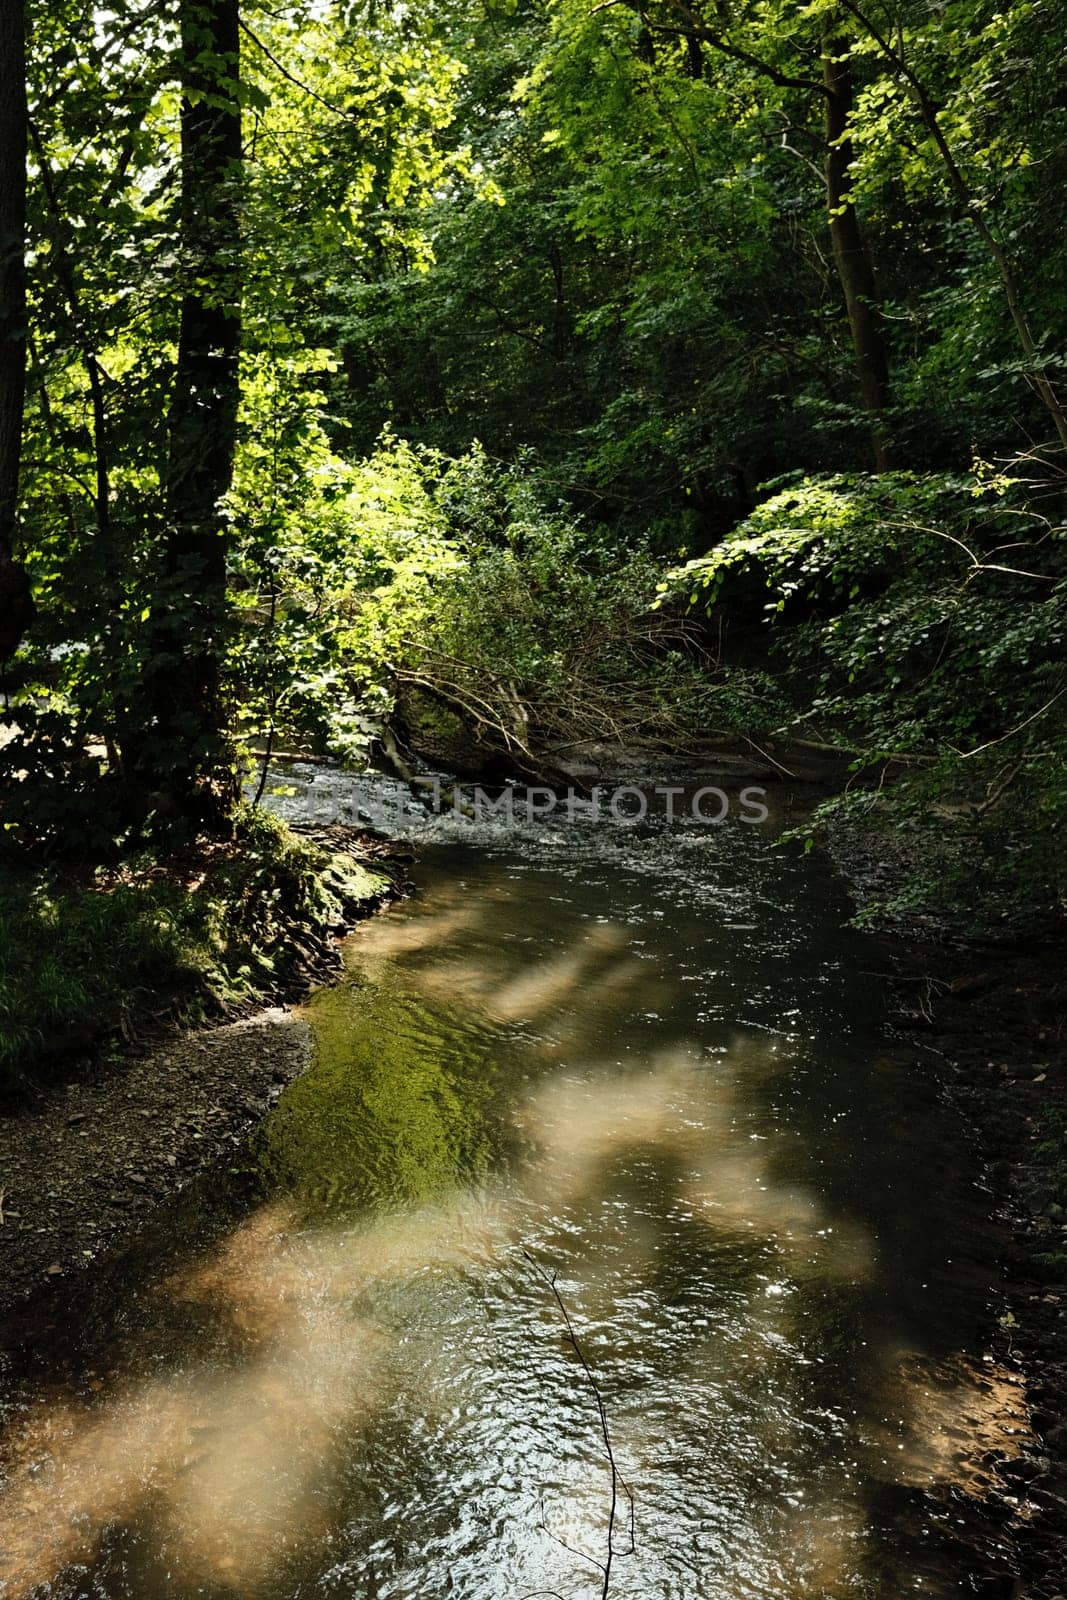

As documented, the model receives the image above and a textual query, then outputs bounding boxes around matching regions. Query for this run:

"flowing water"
[0,773,1027,1598]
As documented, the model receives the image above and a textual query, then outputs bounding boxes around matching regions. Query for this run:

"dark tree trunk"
[822,35,893,470]
[627,4,894,471]
[136,0,242,826]
[0,0,34,661]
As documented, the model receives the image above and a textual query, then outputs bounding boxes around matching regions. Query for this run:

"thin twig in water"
[523,1250,635,1599]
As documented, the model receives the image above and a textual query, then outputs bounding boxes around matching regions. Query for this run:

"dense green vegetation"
[0,0,1064,962]
[664,468,1066,928]
[0,810,388,1090]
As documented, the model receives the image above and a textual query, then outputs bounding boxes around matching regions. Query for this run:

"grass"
[0,807,389,1096]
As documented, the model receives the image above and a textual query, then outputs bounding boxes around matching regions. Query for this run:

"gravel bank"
[0,1009,313,1322]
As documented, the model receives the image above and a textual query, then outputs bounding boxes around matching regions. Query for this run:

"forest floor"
[829,826,1067,1599]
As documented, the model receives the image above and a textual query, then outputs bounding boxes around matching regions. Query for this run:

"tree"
[822,25,891,468]
[838,0,1067,453]
[134,0,243,824]
[0,0,34,662]
[595,0,895,469]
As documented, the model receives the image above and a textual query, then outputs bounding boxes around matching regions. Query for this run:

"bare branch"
[524,1251,636,1599]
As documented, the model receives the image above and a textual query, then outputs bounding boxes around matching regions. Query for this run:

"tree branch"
[238,18,353,120]
[837,0,1067,448]
[592,0,830,95]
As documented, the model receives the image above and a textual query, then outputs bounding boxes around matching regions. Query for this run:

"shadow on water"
[0,801,1030,1599]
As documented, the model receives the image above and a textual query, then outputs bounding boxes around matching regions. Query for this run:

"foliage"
[0,809,387,1090]
[1034,1107,1067,1211]
[2,0,1065,945]
[227,433,778,772]
[3,0,478,839]
[664,466,1067,931]
[227,423,462,767]
[412,450,786,753]
[323,0,1067,510]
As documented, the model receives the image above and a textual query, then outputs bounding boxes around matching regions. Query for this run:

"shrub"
[663,468,1067,933]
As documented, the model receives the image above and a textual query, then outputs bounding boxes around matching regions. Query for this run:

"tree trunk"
[137,0,242,826]
[0,0,34,661]
[631,5,895,471]
[822,34,892,470]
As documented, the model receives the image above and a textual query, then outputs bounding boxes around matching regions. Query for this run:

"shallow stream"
[0,773,1024,1598]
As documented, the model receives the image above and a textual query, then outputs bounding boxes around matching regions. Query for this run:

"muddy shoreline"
[0,1010,313,1327]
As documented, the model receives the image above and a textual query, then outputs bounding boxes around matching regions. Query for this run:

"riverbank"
[1,760,1064,1594]
[0,1009,311,1324]
[0,816,410,1320]
[0,811,407,1092]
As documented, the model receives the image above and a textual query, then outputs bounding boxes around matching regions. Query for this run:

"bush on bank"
[0,809,388,1096]
[665,467,1067,935]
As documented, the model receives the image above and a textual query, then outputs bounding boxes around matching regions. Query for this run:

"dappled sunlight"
[390,912,654,1036]
[517,1048,716,1179]
[0,1192,513,1598]
[0,1066,881,1600]
[168,1191,513,1317]
[0,839,1005,1599]
[862,1348,1032,1496]
[342,894,484,973]
[343,867,676,1047]
[0,1364,371,1597]
[683,1155,875,1285]
[475,922,634,1024]
[517,1044,875,1287]
[0,1209,390,1596]
[770,1497,871,1600]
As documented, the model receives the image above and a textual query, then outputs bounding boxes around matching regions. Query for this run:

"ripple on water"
[0,800,1021,1599]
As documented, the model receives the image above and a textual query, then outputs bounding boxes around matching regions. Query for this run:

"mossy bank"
[0,807,407,1100]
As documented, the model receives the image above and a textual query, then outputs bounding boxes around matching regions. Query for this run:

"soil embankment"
[0,825,410,1322]
[0,1009,311,1321]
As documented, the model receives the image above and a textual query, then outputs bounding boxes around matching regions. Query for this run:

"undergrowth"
[0,809,386,1095]
[664,465,1067,936]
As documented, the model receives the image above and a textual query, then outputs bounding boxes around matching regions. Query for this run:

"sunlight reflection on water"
[0,804,1028,1599]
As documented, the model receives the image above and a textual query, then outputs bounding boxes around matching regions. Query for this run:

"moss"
[0,807,391,1097]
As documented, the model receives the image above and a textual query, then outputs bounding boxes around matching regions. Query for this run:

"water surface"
[0,789,1024,1598]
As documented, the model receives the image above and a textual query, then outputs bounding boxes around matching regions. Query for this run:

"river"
[0,770,1025,1597]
